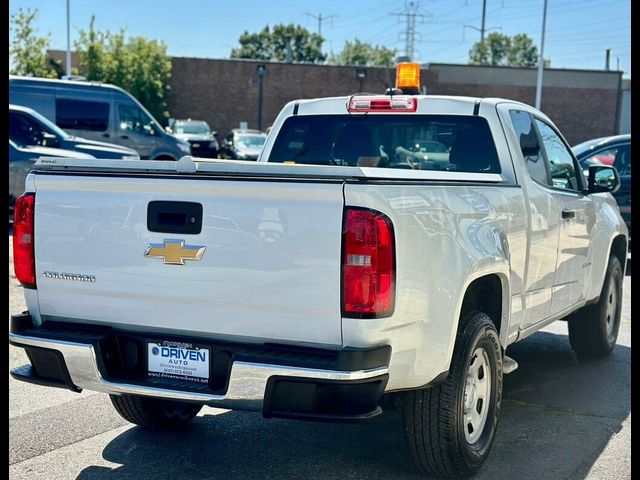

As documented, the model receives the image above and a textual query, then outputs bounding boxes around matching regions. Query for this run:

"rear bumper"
[9,313,389,421]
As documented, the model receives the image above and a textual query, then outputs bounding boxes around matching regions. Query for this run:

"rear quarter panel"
[343,183,527,390]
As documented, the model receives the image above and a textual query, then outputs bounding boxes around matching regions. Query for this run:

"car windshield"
[236,134,266,149]
[175,121,211,135]
[268,114,501,173]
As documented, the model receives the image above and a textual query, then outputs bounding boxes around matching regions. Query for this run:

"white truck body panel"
[32,174,345,347]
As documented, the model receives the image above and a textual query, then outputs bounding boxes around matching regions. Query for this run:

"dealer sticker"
[148,341,210,384]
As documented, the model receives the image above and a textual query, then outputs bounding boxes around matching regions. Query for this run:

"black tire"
[110,394,202,429]
[567,255,623,359]
[401,311,503,478]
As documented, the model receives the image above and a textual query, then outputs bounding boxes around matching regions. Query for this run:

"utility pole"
[66,0,71,77]
[535,0,548,110]
[480,0,487,42]
[464,0,500,43]
[304,12,337,36]
[392,1,428,62]
[605,48,611,71]
[250,65,268,131]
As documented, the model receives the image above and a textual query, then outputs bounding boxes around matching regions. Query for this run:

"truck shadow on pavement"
[77,331,630,480]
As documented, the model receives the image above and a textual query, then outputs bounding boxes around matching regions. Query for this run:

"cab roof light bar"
[347,96,417,113]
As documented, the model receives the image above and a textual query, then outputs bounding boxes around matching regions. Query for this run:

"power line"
[303,12,338,36]
[464,0,501,43]
[392,1,430,61]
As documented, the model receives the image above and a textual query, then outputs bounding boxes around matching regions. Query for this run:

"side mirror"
[588,165,620,194]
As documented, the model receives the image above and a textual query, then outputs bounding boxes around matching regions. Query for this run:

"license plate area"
[147,341,210,384]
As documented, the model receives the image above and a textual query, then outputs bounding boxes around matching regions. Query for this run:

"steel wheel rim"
[605,278,619,340]
[463,347,491,444]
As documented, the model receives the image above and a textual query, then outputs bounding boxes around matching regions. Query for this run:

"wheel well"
[610,234,627,267]
[153,155,176,161]
[460,275,503,335]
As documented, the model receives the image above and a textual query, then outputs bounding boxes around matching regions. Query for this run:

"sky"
[8,0,631,78]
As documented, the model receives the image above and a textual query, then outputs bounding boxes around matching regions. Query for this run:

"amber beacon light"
[395,62,421,94]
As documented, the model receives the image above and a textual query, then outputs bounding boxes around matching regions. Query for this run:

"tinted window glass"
[615,144,631,176]
[509,110,549,185]
[9,112,44,147]
[268,115,501,173]
[581,144,631,177]
[535,119,579,191]
[118,104,156,136]
[56,98,109,132]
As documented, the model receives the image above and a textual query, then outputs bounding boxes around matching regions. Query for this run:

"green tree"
[230,24,326,63]
[75,17,172,123]
[469,32,540,67]
[9,8,61,78]
[328,39,397,66]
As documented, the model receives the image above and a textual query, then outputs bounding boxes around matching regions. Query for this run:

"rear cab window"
[267,115,502,174]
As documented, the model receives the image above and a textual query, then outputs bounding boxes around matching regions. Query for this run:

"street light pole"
[255,65,268,131]
[66,0,72,77]
[535,0,548,110]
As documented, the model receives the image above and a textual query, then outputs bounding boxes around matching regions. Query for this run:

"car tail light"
[347,96,417,113]
[342,208,395,318]
[13,193,36,288]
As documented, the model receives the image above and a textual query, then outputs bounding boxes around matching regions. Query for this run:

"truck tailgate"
[33,174,345,347]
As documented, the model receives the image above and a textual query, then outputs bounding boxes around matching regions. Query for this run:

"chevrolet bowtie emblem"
[144,239,206,265]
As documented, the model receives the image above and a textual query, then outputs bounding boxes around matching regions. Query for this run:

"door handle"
[562,210,575,219]
[120,135,129,140]
[101,133,111,138]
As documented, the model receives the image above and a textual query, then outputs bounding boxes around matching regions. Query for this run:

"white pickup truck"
[10,67,627,478]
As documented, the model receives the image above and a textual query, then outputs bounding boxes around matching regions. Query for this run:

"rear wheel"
[401,311,502,478]
[567,255,623,359]
[110,394,202,429]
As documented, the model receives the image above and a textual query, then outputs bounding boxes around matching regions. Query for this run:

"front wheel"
[567,255,623,359]
[110,394,202,429]
[401,311,503,478]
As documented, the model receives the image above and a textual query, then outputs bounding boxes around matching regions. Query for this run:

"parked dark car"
[572,134,631,235]
[9,140,95,218]
[10,104,140,160]
[219,129,267,160]
[168,119,219,158]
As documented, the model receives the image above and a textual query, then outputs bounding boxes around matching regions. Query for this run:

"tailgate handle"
[147,201,203,234]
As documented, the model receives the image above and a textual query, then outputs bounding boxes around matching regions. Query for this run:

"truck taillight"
[13,193,36,289]
[347,96,417,113]
[342,208,395,318]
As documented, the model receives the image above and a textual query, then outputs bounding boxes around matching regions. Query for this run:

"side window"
[9,112,43,147]
[118,104,156,136]
[614,144,631,176]
[534,119,580,191]
[583,144,631,176]
[56,98,109,132]
[509,110,549,185]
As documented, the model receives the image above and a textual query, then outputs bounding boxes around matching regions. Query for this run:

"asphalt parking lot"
[9,233,631,480]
